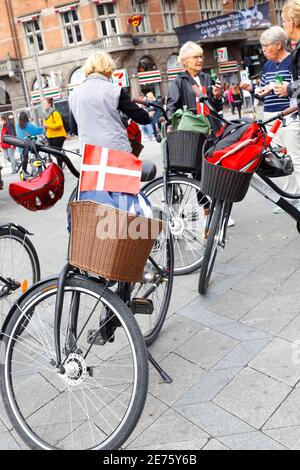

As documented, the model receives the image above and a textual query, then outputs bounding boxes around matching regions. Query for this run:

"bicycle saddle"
[141,160,157,182]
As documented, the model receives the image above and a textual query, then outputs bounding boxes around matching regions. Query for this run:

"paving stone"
[149,314,204,362]
[264,389,300,429]
[124,394,168,447]
[129,438,209,451]
[174,402,254,437]
[214,367,291,429]
[217,431,287,450]
[202,439,229,450]
[178,301,233,327]
[175,328,238,370]
[168,285,199,317]
[279,315,300,343]
[213,338,272,370]
[249,338,300,387]
[128,408,209,449]
[149,353,204,406]
[0,432,20,450]
[264,426,300,450]
[212,320,271,342]
[175,367,242,407]
[279,237,300,261]
[207,290,260,321]
[241,296,299,336]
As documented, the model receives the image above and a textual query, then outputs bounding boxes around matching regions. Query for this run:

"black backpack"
[61,114,71,134]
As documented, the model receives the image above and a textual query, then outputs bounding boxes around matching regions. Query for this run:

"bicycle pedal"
[129,298,154,315]
[87,329,106,346]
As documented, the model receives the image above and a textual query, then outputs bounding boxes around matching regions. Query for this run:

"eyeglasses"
[261,43,276,48]
[188,55,204,60]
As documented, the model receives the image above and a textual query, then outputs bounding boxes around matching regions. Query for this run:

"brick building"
[0,0,286,112]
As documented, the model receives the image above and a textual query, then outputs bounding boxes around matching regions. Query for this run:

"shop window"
[138,56,156,73]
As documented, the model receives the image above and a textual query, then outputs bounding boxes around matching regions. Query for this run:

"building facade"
[0,0,286,112]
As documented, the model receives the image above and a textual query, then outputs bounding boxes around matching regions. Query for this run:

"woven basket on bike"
[201,119,266,203]
[68,200,165,283]
[167,106,211,172]
[9,163,65,211]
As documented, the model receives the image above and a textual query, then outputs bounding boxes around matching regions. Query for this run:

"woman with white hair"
[241,24,300,213]
[167,41,223,128]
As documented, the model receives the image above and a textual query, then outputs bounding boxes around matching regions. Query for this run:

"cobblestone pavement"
[1,116,300,449]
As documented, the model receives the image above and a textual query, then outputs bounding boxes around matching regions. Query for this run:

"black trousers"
[47,137,66,168]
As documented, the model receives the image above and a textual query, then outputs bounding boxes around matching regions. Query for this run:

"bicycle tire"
[198,199,225,295]
[0,276,148,450]
[0,227,40,324]
[143,176,209,276]
[133,231,174,346]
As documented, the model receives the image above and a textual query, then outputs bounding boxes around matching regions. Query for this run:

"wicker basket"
[200,158,254,203]
[68,201,165,283]
[167,131,206,172]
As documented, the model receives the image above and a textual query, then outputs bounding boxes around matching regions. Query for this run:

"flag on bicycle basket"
[79,144,142,195]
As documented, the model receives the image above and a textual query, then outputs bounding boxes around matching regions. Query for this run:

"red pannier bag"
[205,120,266,173]
[9,163,65,211]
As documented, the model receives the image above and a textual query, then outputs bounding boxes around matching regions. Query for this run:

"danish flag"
[79,144,142,195]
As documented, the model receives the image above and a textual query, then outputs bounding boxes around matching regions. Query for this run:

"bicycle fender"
[0,222,33,236]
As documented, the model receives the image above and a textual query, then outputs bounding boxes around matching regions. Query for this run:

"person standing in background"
[43,98,67,168]
[0,115,17,174]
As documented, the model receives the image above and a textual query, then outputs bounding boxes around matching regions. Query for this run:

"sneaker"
[273,206,284,214]
[227,216,235,227]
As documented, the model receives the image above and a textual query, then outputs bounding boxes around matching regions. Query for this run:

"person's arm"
[166,79,183,119]
[27,122,44,136]
[44,111,63,130]
[118,89,151,125]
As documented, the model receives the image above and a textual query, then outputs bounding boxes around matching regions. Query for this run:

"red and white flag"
[79,144,142,195]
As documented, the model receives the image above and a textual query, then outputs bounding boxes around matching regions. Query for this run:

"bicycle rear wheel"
[0,227,40,325]
[0,277,148,450]
[198,199,226,295]
[143,176,208,275]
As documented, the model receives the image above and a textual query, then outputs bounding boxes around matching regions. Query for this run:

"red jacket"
[0,124,14,149]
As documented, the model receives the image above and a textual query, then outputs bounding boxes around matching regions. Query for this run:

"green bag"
[172,106,211,135]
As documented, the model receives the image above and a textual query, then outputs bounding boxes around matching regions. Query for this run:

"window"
[24,19,44,53]
[274,0,285,25]
[97,3,119,37]
[161,0,178,32]
[62,9,82,45]
[199,0,222,19]
[233,0,246,10]
[131,0,148,33]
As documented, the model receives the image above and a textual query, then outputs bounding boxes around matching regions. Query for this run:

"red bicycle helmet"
[9,163,65,211]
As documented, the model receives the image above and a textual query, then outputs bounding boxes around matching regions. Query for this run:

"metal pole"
[30,40,44,103]
[20,68,30,107]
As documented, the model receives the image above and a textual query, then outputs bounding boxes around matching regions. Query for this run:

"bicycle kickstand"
[148,351,173,384]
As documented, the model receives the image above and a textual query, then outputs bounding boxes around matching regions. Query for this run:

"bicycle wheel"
[198,199,226,295]
[0,227,40,325]
[131,227,174,346]
[0,277,148,450]
[143,176,208,275]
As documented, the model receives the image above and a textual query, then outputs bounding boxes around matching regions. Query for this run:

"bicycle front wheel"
[198,199,226,295]
[143,176,208,275]
[0,277,148,450]
[0,227,40,325]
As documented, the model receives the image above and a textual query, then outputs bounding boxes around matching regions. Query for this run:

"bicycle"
[197,98,300,295]
[0,223,40,327]
[1,135,173,450]
[139,100,210,276]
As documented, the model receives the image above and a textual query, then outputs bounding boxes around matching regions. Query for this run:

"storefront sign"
[138,70,161,85]
[174,2,271,44]
[217,47,228,63]
[167,67,184,80]
[112,69,129,88]
[219,61,239,74]
[31,86,61,103]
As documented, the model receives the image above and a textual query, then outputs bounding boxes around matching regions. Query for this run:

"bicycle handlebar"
[260,105,299,125]
[133,97,170,122]
[3,136,80,179]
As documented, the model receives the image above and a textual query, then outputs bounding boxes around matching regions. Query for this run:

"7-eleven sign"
[112,69,129,88]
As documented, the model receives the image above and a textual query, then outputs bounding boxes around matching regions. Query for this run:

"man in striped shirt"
[241,25,300,212]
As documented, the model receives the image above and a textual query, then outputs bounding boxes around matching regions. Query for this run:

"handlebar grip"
[282,105,298,117]
[3,136,26,147]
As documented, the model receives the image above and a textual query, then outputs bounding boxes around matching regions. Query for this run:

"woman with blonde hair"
[69,50,150,152]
